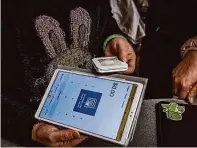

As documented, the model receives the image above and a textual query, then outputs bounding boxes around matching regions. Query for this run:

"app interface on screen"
[39,71,133,139]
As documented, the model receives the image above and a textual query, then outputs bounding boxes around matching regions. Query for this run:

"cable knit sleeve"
[180,36,197,58]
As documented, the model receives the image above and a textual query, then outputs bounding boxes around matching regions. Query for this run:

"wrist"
[103,34,127,51]
[181,36,197,58]
[182,47,197,58]
[185,50,197,57]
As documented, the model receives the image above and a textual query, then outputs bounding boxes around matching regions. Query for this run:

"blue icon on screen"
[73,89,102,116]
[84,97,97,109]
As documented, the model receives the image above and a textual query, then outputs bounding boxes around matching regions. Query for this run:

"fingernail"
[73,130,80,138]
[122,57,127,62]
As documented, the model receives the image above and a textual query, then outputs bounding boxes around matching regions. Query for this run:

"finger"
[32,122,45,140]
[178,83,191,99]
[105,44,115,57]
[127,53,134,60]
[35,124,59,144]
[172,62,184,95]
[173,77,179,95]
[117,48,132,62]
[116,41,133,62]
[105,49,114,57]
[128,53,136,66]
[68,135,87,147]
[121,67,135,75]
[122,58,136,74]
[32,123,59,146]
[56,135,88,147]
[48,129,80,143]
[32,123,57,140]
[188,83,197,104]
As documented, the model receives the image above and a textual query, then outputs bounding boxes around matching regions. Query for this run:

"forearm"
[102,14,137,53]
[101,1,125,47]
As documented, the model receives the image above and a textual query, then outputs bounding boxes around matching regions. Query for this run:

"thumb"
[105,44,115,57]
[116,41,132,62]
[49,129,80,142]
[118,48,129,62]
[188,83,197,104]
[68,135,87,147]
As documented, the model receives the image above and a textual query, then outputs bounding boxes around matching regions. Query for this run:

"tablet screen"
[39,71,136,140]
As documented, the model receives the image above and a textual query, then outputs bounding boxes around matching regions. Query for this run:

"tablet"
[35,69,143,146]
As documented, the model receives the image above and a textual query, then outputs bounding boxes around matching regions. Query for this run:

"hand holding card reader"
[35,69,147,146]
[92,57,128,73]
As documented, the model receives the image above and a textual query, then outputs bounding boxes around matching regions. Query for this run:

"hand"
[173,51,197,104]
[32,123,87,147]
[105,37,136,74]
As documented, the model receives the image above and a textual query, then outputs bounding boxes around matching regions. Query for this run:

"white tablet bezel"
[35,69,143,146]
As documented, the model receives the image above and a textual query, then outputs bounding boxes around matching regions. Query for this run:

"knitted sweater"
[2,0,122,145]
